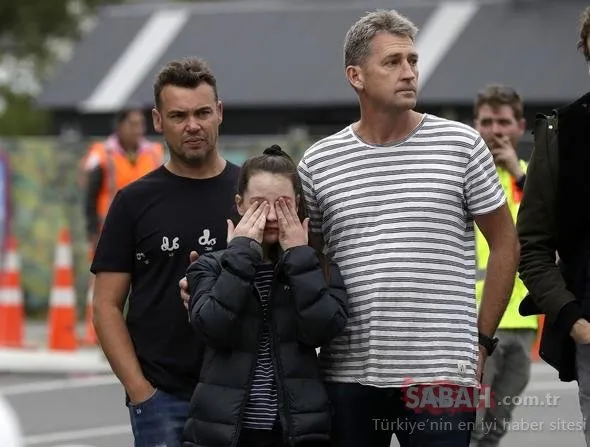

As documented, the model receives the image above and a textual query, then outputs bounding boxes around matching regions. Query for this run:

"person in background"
[82,107,164,249]
[471,84,538,447]
[517,6,590,446]
[81,107,165,346]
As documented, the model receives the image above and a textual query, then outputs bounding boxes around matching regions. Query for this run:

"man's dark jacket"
[518,91,590,382]
[181,237,348,447]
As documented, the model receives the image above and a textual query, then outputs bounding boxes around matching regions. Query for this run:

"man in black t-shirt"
[91,57,239,447]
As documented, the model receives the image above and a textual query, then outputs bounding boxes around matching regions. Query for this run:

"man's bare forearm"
[478,244,519,336]
[94,304,148,395]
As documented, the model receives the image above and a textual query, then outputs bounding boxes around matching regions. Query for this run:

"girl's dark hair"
[237,145,331,280]
[237,144,308,222]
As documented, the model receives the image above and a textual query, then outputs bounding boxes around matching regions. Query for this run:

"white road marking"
[0,375,119,396]
[24,425,130,445]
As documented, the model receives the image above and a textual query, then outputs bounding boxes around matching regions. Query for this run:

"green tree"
[0,0,216,66]
[0,87,49,135]
[0,0,214,135]
[0,0,122,66]
[0,0,124,134]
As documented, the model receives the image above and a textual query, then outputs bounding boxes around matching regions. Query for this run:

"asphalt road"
[0,373,131,446]
[0,363,584,447]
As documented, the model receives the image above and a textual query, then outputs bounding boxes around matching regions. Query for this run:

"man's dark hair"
[577,7,590,62]
[113,106,143,127]
[474,84,524,121]
[153,57,218,109]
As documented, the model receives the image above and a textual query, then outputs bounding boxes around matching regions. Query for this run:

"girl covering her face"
[182,145,348,447]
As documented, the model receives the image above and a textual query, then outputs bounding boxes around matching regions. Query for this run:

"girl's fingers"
[276,201,288,229]
[241,201,266,230]
[241,200,261,223]
[302,217,309,235]
[278,198,296,226]
[255,205,268,238]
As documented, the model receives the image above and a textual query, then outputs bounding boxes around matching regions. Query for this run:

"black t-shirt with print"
[91,163,240,400]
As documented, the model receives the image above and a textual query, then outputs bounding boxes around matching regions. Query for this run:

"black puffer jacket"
[182,237,348,447]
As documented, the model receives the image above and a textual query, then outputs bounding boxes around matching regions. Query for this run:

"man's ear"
[217,100,223,126]
[152,108,162,133]
[346,65,365,91]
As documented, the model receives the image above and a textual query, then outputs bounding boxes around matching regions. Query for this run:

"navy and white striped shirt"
[242,263,279,429]
[298,114,506,388]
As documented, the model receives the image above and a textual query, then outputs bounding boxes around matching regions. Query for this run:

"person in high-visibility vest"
[470,85,538,447]
[82,108,165,248]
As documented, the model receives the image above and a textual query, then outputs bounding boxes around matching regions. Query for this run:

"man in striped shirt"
[297,10,519,447]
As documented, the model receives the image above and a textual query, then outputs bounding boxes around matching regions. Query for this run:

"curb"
[0,348,111,374]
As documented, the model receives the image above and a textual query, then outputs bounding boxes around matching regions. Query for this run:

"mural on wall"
[0,147,10,268]
[2,137,88,314]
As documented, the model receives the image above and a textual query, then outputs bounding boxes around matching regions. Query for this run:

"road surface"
[0,363,584,446]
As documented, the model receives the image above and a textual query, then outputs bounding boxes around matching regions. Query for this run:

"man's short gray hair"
[344,9,419,67]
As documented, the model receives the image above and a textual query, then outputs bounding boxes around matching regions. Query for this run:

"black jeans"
[326,382,476,447]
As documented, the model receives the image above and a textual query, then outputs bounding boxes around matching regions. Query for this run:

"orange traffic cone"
[47,228,78,351]
[0,235,25,347]
[81,273,97,346]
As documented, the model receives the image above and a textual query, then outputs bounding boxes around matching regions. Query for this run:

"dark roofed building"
[37,0,590,138]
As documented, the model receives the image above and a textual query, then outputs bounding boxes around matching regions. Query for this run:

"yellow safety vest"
[475,161,538,330]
